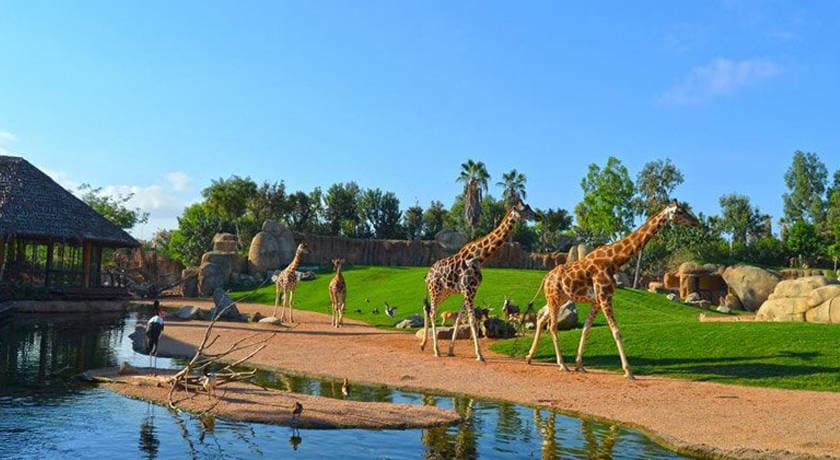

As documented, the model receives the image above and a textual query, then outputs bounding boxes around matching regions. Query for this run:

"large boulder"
[248,220,297,273]
[435,230,468,251]
[721,265,782,311]
[415,325,474,340]
[566,244,589,263]
[209,288,245,321]
[757,276,840,322]
[395,314,424,329]
[181,268,199,297]
[213,233,238,252]
[483,317,517,339]
[198,262,227,296]
[174,305,201,320]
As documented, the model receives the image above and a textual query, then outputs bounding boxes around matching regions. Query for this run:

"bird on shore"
[371,307,379,314]
[146,300,165,375]
[201,370,217,398]
[292,401,304,423]
[384,302,397,318]
[341,378,350,398]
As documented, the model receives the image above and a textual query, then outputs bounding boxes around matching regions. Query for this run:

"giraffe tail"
[526,275,547,310]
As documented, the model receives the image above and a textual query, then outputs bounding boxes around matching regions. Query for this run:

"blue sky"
[1,1,838,239]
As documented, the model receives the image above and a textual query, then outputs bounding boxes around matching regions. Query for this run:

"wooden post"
[83,241,92,288]
[44,241,54,287]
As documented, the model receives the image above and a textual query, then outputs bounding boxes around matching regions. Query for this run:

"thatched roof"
[0,155,139,247]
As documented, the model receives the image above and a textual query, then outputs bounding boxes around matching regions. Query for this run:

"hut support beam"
[83,241,92,288]
[44,241,54,287]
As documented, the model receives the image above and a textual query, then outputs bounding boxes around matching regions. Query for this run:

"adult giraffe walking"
[525,199,699,379]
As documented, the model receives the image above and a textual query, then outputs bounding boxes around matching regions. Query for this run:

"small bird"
[292,401,304,422]
[341,378,350,398]
[365,298,370,303]
[371,307,379,314]
[201,371,217,398]
[354,308,363,314]
[384,302,397,318]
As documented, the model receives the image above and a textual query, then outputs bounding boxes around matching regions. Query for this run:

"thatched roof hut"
[0,155,139,300]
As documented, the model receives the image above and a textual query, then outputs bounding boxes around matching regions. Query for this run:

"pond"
[0,312,698,459]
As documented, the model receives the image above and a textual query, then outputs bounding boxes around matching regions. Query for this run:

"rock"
[175,305,201,320]
[566,244,589,263]
[648,282,664,293]
[248,231,281,273]
[296,271,316,281]
[128,325,146,354]
[202,251,245,280]
[213,233,238,252]
[678,262,721,275]
[414,325,474,340]
[119,361,140,375]
[613,272,630,289]
[435,230,468,251]
[258,316,283,325]
[716,306,732,314]
[721,293,743,310]
[684,292,702,303]
[236,273,261,290]
[768,276,838,300]
[663,272,680,289]
[544,303,579,330]
[795,285,840,313]
[396,314,424,328]
[721,265,782,311]
[483,317,517,338]
[209,288,244,321]
[666,293,677,302]
[198,262,227,297]
[395,319,415,329]
[804,297,840,323]
[181,268,199,297]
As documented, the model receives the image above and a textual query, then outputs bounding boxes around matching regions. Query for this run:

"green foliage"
[202,175,258,223]
[496,169,527,209]
[248,181,291,225]
[358,188,402,239]
[168,203,226,266]
[783,151,828,226]
[403,204,424,239]
[785,220,823,260]
[456,159,490,232]
[324,182,362,237]
[716,193,771,245]
[77,183,149,230]
[232,266,840,392]
[574,156,635,245]
[421,200,448,239]
[534,208,573,252]
[286,189,321,233]
[634,159,684,218]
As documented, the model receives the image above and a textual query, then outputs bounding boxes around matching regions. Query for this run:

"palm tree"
[456,160,490,236]
[497,169,527,209]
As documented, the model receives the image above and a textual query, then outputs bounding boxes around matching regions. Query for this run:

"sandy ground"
[142,299,840,460]
[91,368,460,429]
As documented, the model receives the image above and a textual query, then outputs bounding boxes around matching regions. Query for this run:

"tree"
[169,203,226,266]
[785,220,822,263]
[782,151,827,226]
[717,194,769,246]
[78,183,149,230]
[825,179,840,269]
[422,200,448,239]
[496,169,527,209]
[403,203,424,240]
[631,159,684,287]
[456,159,490,237]
[201,176,258,247]
[358,188,403,239]
[248,181,290,225]
[534,208,572,252]
[573,156,635,246]
[286,190,318,233]
[324,182,361,237]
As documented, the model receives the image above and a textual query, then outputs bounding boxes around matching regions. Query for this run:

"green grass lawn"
[230,265,840,392]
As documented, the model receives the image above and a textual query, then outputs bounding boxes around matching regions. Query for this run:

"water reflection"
[138,402,160,459]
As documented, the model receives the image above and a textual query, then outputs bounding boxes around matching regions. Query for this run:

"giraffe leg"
[574,303,600,372]
[279,288,287,322]
[547,305,569,371]
[602,303,634,379]
[420,302,430,351]
[288,290,296,323]
[525,307,546,364]
[467,304,484,362]
[274,286,280,318]
[447,303,466,357]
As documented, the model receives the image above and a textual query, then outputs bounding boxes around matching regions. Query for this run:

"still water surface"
[0,312,696,459]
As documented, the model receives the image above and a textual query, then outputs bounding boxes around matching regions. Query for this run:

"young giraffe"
[421,199,537,361]
[525,199,699,379]
[329,258,347,328]
[274,242,310,322]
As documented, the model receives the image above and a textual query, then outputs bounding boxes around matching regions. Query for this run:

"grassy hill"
[230,265,840,392]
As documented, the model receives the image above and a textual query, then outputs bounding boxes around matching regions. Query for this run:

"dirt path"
[151,299,840,459]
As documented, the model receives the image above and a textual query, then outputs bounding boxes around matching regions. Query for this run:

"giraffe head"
[332,258,345,271]
[512,198,537,222]
[664,199,700,227]
[296,241,311,255]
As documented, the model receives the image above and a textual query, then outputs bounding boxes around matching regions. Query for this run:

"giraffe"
[274,242,310,322]
[420,198,537,361]
[329,258,347,328]
[524,199,699,379]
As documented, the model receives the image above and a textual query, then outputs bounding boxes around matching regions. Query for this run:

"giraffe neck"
[459,209,520,263]
[288,251,304,273]
[610,210,669,267]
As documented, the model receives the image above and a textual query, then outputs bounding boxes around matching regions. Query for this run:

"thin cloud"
[0,130,16,143]
[658,58,780,105]
[166,171,191,192]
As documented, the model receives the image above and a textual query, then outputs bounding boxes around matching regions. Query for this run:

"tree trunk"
[632,247,643,289]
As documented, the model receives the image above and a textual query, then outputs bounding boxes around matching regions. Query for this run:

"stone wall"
[295,232,565,270]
